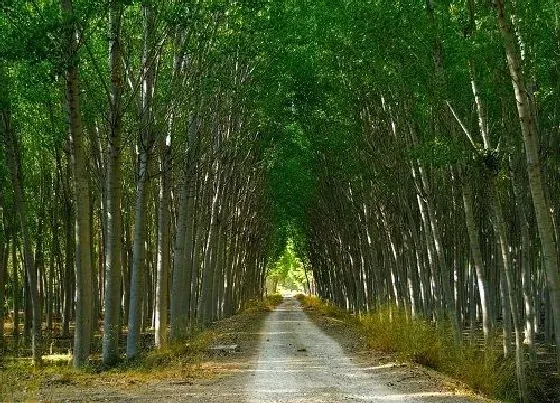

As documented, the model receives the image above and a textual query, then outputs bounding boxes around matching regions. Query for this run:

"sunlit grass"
[42,353,72,362]
[297,295,526,402]
[0,296,282,401]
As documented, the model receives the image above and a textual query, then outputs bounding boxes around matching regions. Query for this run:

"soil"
[22,298,495,402]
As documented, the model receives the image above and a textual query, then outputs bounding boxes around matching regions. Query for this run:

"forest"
[0,0,559,402]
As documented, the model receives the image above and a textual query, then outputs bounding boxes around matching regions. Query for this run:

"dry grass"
[0,296,284,401]
[242,294,284,314]
[297,295,527,402]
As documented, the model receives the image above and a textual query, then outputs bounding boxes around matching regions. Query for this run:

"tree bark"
[461,177,492,343]
[0,62,42,365]
[495,0,560,371]
[102,0,124,365]
[491,178,528,401]
[61,0,93,368]
[0,197,6,354]
[154,132,171,348]
[127,2,156,358]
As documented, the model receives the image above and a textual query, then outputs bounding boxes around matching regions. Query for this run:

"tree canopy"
[1,0,560,400]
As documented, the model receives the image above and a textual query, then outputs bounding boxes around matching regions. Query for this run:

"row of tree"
[1,0,274,368]
[293,1,559,402]
[1,1,559,402]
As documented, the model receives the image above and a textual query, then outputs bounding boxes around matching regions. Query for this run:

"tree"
[102,0,125,365]
[60,0,93,368]
[0,62,42,366]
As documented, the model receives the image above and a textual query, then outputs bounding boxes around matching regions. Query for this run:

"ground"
[4,298,495,402]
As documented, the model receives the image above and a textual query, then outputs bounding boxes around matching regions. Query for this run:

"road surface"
[245,297,487,402]
[38,298,491,402]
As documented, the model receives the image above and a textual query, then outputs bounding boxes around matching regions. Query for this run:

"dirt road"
[245,297,487,402]
[38,298,492,402]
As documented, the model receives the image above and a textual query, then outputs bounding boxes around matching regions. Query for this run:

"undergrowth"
[296,294,550,402]
[0,294,284,401]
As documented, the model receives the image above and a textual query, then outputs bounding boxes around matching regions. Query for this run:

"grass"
[296,294,545,402]
[0,294,285,401]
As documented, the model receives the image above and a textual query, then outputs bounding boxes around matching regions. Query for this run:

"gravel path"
[246,297,489,403]
[36,298,493,402]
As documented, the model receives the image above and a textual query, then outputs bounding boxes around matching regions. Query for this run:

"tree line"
[1,0,274,368]
[1,1,559,402]
[290,1,559,401]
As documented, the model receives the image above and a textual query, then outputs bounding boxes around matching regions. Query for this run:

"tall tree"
[494,0,560,371]
[127,1,157,359]
[60,0,93,368]
[103,0,125,365]
[0,62,42,365]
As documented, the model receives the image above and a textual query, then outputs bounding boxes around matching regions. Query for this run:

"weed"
[264,293,285,307]
[298,296,533,402]
[0,298,275,400]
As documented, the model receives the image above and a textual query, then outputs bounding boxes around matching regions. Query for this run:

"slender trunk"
[170,183,189,341]
[199,166,219,327]
[0,62,42,365]
[12,236,19,350]
[155,33,183,347]
[102,0,124,365]
[495,0,560,371]
[127,2,156,358]
[155,132,171,348]
[511,158,537,363]
[61,0,93,368]
[500,263,512,358]
[461,178,492,342]
[0,208,6,354]
[490,179,528,401]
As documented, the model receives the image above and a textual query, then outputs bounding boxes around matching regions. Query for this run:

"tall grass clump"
[243,293,285,313]
[296,294,356,323]
[360,306,517,399]
[300,296,522,401]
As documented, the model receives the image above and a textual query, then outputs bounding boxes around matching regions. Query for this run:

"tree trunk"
[127,2,156,358]
[461,177,492,342]
[199,165,219,327]
[61,0,93,368]
[154,132,171,348]
[102,0,124,365]
[0,62,42,365]
[170,181,189,341]
[495,0,560,371]
[0,202,6,354]
[12,236,19,351]
[511,157,537,363]
[155,32,184,347]
[490,178,529,401]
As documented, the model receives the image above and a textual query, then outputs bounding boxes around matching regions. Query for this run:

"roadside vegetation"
[297,294,558,402]
[0,295,283,401]
[1,2,559,401]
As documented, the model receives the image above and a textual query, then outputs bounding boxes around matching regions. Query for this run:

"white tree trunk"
[1,64,42,364]
[495,0,560,371]
[127,2,156,358]
[60,0,93,368]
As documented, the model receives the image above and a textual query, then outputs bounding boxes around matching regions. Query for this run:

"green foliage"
[408,136,465,167]
[267,238,307,293]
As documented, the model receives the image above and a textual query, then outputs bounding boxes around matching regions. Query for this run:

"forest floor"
[2,297,494,402]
